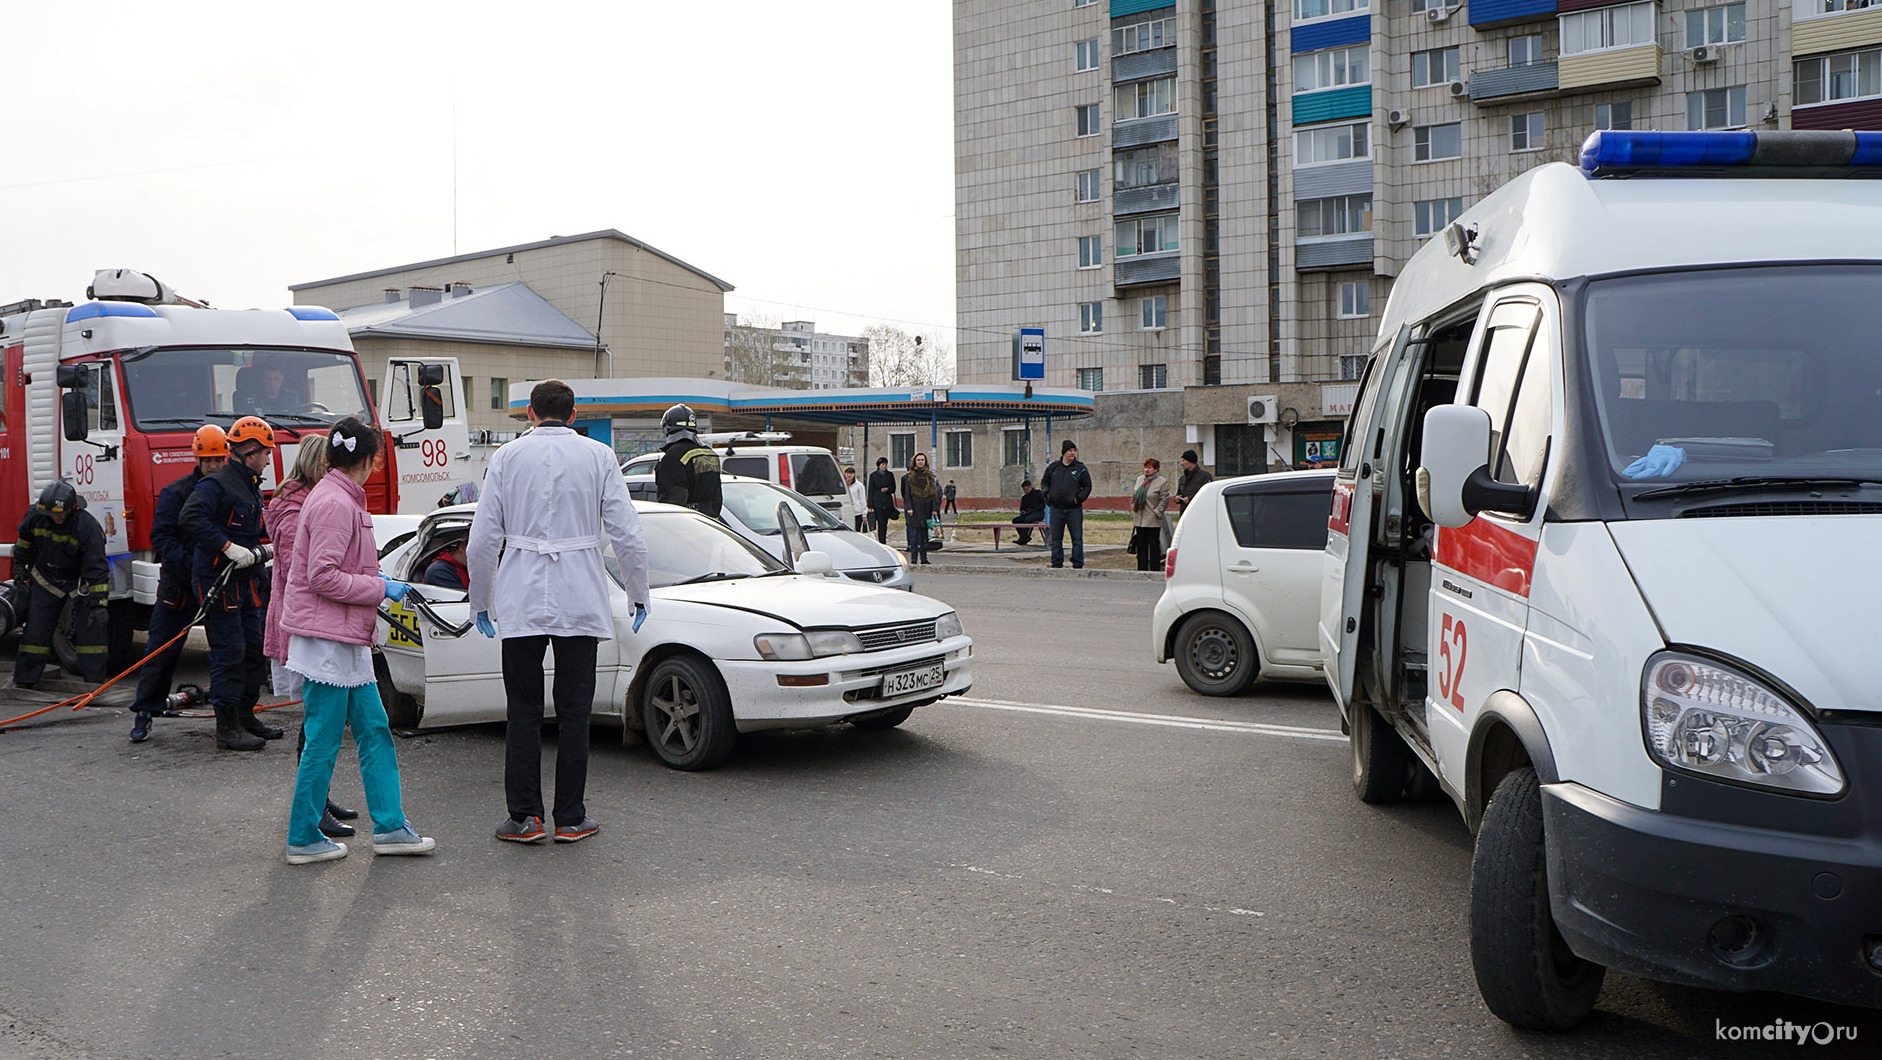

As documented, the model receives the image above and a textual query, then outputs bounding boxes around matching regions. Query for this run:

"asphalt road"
[0,573,1874,1059]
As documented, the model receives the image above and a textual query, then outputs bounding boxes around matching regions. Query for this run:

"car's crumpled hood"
[655,574,947,629]
[1608,517,1882,714]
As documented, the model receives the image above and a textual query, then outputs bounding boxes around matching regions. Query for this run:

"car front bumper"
[719,635,973,731]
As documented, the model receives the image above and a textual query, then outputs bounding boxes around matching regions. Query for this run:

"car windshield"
[720,480,847,533]
[122,346,373,430]
[1585,266,1882,485]
[632,510,789,588]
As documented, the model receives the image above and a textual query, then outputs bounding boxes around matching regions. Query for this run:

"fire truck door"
[65,362,129,556]
[0,344,24,579]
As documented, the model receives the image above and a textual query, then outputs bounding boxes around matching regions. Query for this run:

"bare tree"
[724,313,809,389]
[863,325,954,387]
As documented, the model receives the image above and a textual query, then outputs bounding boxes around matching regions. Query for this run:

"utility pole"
[595,271,619,378]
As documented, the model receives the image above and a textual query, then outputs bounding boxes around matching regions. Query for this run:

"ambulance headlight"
[1641,652,1845,797]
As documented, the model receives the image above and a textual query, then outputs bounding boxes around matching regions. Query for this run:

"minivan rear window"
[723,456,769,479]
[791,454,845,497]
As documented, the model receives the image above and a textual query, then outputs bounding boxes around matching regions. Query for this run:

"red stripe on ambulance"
[1434,518,1537,597]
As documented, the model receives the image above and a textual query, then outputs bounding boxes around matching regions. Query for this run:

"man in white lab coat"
[468,380,650,845]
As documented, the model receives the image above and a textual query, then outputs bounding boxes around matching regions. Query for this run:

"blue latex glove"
[1623,444,1687,480]
[632,603,648,633]
[475,611,496,638]
[381,576,412,602]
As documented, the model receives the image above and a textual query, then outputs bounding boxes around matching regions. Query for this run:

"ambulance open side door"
[381,358,475,513]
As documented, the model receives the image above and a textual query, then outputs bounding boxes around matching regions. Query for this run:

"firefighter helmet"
[228,416,275,449]
[192,424,230,458]
[35,480,77,516]
[662,403,698,441]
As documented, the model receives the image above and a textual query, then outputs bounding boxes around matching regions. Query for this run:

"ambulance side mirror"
[1418,405,1533,527]
[61,391,89,442]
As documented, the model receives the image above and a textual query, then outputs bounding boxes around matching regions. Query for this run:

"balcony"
[1111,0,1175,16]
[1468,0,1556,28]
[1115,254,1181,287]
[1293,160,1372,201]
[1113,114,1178,148]
[1114,182,1179,216]
[1113,47,1176,84]
[1296,238,1373,272]
[1793,4,1882,57]
[1558,44,1661,93]
[1290,85,1372,126]
[1468,61,1558,103]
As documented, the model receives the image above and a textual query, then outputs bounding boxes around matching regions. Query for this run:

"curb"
[915,565,1164,581]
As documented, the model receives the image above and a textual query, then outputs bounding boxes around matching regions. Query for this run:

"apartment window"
[1411,47,1460,88]
[1337,281,1371,318]
[1594,101,1635,130]
[1686,3,1746,47]
[890,433,916,469]
[489,376,507,411]
[1078,235,1104,269]
[1295,44,1370,93]
[1076,104,1101,136]
[945,431,973,468]
[1002,428,1028,467]
[1077,367,1105,392]
[1077,168,1102,202]
[1113,16,1176,55]
[1796,49,1882,106]
[1511,111,1546,151]
[1203,355,1223,385]
[1413,122,1462,161]
[1295,121,1370,164]
[1340,355,1365,380]
[1140,363,1169,389]
[1076,39,1101,72]
[1079,302,1104,334]
[1561,2,1655,55]
[1414,197,1465,237]
[1509,34,1545,67]
[1296,195,1373,239]
[1115,212,1179,257]
[1141,296,1168,330]
[1115,77,1176,121]
[1295,0,1369,19]
[1687,86,1746,129]
[1115,145,1172,188]
[1074,0,1096,7]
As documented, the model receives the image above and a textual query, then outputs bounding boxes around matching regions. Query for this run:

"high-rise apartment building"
[955,0,1881,402]
[724,314,869,389]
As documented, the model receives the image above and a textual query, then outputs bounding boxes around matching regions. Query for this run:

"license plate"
[880,662,944,697]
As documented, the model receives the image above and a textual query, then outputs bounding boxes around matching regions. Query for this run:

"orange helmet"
[191,424,229,458]
[228,416,275,449]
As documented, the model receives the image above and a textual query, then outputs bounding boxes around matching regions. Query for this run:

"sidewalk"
[904,527,1162,580]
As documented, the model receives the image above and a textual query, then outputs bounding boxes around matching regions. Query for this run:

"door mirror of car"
[61,390,89,441]
[777,502,809,566]
[1418,404,1533,527]
[797,550,834,576]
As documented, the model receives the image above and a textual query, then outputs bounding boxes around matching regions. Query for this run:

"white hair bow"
[330,433,357,452]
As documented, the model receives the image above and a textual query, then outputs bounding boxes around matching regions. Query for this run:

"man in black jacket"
[1174,450,1214,515]
[654,404,723,520]
[8,481,110,689]
[1012,480,1046,545]
[128,425,229,742]
[866,457,898,544]
[1038,439,1093,569]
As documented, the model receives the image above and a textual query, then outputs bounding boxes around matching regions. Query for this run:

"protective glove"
[221,541,258,569]
[632,602,648,633]
[1623,444,1687,481]
[381,576,412,602]
[475,611,496,638]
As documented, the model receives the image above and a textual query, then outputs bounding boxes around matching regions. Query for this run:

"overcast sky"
[4,1,955,346]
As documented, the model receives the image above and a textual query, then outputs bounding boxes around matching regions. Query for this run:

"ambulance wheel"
[373,653,421,731]
[641,654,736,771]
[1470,767,1604,1030]
[1172,612,1258,696]
[849,706,914,731]
[1351,704,1411,804]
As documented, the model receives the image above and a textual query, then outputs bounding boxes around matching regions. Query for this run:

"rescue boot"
[215,703,265,752]
[238,704,284,741]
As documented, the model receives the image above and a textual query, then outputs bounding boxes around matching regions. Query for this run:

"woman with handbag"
[900,451,940,565]
[1128,458,1172,572]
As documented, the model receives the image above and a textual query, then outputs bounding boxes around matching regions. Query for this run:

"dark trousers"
[202,597,266,711]
[1012,512,1040,545]
[871,510,891,543]
[1048,507,1084,568]
[130,602,194,714]
[943,497,958,514]
[853,515,867,532]
[1129,526,1162,571]
[502,635,599,828]
[12,583,64,687]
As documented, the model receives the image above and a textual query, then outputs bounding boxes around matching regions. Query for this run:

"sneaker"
[129,712,153,743]
[285,839,348,865]
[318,811,356,839]
[371,824,437,856]
[495,815,547,844]
[554,818,600,844]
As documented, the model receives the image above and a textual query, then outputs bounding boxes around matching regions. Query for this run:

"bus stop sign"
[1013,328,1045,381]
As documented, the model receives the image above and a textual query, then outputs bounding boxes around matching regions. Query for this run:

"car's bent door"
[385,588,511,726]
[1222,477,1335,666]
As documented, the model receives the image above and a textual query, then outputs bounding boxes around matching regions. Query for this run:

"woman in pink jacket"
[280,418,434,865]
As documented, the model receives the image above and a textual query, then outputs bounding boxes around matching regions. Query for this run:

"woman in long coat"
[900,451,940,565]
[1128,457,1172,572]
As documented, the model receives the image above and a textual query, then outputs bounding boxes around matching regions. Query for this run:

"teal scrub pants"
[287,679,407,847]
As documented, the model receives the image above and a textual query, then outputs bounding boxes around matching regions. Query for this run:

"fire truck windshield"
[121,346,374,432]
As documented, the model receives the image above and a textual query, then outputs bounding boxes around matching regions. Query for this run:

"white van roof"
[1377,160,1882,346]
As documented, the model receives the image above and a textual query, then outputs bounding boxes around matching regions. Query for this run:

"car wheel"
[848,706,914,730]
[641,655,736,770]
[1172,612,1258,696]
[373,652,421,731]
[1351,703,1411,804]
[1470,767,1605,1030]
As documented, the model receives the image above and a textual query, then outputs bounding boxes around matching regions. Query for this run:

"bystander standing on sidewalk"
[943,480,958,515]
[1039,439,1092,569]
[1128,458,1172,572]
[1174,450,1213,517]
[866,457,898,544]
[843,466,867,531]
[901,452,939,565]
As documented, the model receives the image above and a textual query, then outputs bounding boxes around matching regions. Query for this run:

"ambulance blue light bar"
[1580,130,1882,178]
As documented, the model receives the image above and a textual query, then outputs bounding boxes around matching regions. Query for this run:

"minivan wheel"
[1351,703,1411,804]
[1470,767,1605,1030]
[1172,613,1258,696]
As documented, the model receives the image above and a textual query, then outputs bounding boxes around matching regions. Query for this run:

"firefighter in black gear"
[128,425,229,743]
[654,403,723,520]
[8,480,110,689]
[180,415,280,751]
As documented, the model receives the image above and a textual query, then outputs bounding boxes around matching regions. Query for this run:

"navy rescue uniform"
[179,461,270,718]
[129,467,208,714]
[655,438,723,520]
[9,499,110,686]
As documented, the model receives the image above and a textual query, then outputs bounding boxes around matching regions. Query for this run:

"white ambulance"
[1321,131,1882,1029]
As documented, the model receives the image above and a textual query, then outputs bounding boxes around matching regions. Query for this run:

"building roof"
[290,229,734,294]
[336,282,599,351]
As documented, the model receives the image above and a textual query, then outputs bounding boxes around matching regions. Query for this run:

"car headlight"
[1641,652,1845,797]
[805,629,864,656]
[935,611,964,640]
[754,633,812,661]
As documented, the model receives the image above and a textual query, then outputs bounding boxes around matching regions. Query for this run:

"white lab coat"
[467,426,649,639]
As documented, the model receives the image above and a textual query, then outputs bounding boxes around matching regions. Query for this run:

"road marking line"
[944,696,1347,742]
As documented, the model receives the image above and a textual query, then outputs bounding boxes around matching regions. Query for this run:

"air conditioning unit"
[1247,395,1279,425]
[1689,45,1715,63]
[1448,79,1469,99]
[1426,6,1453,23]
[1387,108,1411,129]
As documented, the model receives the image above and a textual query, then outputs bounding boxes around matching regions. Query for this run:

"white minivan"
[623,441,851,522]
[1323,132,1882,1029]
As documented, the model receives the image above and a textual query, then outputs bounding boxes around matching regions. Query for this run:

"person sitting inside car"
[422,535,471,591]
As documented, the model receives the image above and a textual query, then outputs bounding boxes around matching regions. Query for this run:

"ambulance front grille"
[1682,502,1882,518]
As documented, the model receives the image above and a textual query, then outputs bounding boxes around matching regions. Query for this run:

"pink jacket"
[281,470,385,647]
[262,480,310,661]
